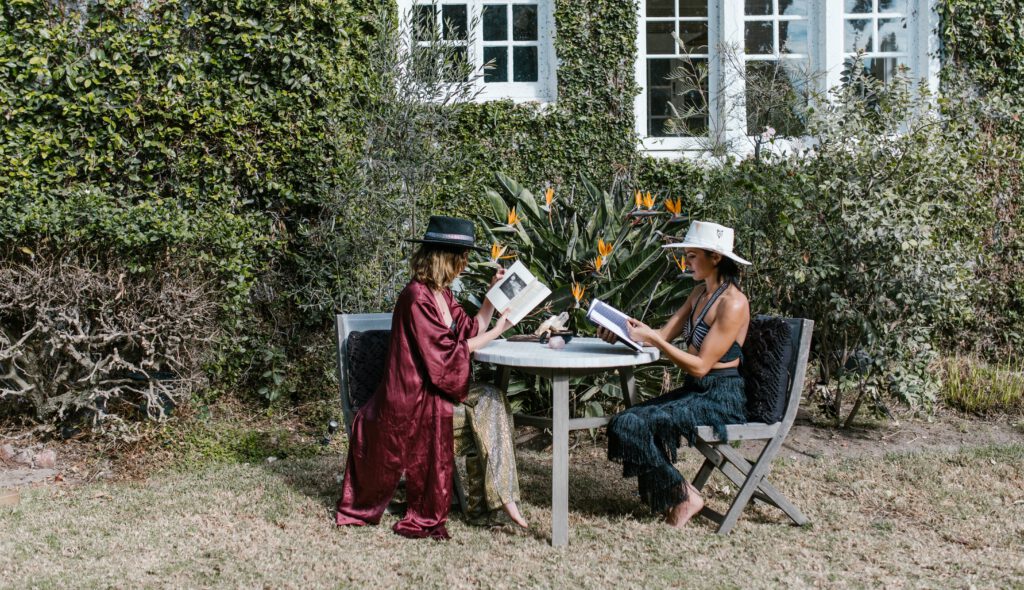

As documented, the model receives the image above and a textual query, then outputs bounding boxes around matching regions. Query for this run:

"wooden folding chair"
[334,313,469,516]
[691,317,814,534]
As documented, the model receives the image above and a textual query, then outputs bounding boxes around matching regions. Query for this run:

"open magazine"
[485,260,552,325]
[586,298,644,352]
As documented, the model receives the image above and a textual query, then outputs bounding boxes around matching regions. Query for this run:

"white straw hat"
[662,220,751,266]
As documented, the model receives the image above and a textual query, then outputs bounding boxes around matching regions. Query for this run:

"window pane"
[745,60,808,136]
[647,57,707,137]
[648,0,674,18]
[678,20,709,51]
[513,46,538,81]
[442,46,469,82]
[647,21,676,55]
[878,0,907,13]
[844,0,872,13]
[483,4,507,41]
[779,0,808,17]
[442,4,468,41]
[745,21,774,54]
[780,19,808,54]
[878,18,907,52]
[483,46,508,82]
[844,19,872,52]
[745,0,772,16]
[863,56,907,83]
[678,0,707,17]
[413,5,435,42]
[512,4,538,41]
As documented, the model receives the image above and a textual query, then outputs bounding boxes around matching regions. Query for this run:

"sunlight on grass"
[943,355,1024,415]
[1,443,1022,588]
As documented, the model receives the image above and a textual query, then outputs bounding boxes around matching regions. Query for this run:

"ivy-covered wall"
[0,0,1021,420]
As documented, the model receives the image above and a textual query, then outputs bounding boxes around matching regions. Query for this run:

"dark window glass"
[413,5,435,42]
[745,21,774,54]
[779,0,808,16]
[678,20,709,51]
[844,0,872,14]
[647,57,707,136]
[678,0,708,17]
[745,0,772,15]
[877,18,907,52]
[844,19,872,52]
[512,4,538,41]
[484,46,508,82]
[780,19,808,54]
[878,0,907,12]
[442,4,468,40]
[442,46,469,82]
[483,4,507,41]
[647,0,673,18]
[647,21,676,54]
[864,56,906,83]
[512,46,538,81]
[745,60,808,136]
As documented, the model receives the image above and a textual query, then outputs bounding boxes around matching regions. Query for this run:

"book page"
[586,299,643,352]
[485,260,535,311]
[505,280,552,325]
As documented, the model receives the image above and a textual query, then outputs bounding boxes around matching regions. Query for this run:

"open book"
[485,260,552,325]
[586,298,644,352]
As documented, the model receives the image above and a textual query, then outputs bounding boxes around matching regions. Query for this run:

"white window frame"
[397,0,558,103]
[635,0,940,158]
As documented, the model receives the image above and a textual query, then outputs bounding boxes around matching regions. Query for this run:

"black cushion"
[740,316,794,424]
[346,330,391,410]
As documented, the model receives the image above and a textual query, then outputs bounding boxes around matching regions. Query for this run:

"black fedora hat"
[405,215,487,252]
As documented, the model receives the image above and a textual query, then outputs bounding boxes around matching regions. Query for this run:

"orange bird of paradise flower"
[642,191,656,210]
[593,256,605,273]
[507,207,522,226]
[665,197,682,216]
[490,242,514,262]
[634,189,643,209]
[597,238,614,259]
[544,187,555,208]
[571,281,585,304]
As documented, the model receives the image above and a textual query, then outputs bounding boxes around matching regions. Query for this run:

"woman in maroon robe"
[335,216,525,540]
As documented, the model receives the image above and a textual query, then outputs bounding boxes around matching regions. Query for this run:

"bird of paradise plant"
[598,238,613,259]
[544,187,555,210]
[593,255,605,274]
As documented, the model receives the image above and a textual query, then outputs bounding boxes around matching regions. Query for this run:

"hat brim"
[662,242,752,266]
[405,238,488,253]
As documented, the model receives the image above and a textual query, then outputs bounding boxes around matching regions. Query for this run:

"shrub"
[942,355,1024,415]
[0,254,218,438]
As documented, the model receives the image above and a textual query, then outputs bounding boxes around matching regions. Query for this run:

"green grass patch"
[942,355,1024,415]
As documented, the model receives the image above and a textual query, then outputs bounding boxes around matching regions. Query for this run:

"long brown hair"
[410,245,469,290]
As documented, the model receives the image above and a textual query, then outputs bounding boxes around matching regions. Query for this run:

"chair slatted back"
[335,313,392,437]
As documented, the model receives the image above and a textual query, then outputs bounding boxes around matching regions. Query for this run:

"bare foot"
[665,484,704,528]
[502,501,529,528]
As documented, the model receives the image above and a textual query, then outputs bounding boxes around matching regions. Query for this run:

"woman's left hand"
[489,267,506,289]
[626,318,657,346]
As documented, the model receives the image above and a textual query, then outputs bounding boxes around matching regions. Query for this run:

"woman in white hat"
[598,220,751,527]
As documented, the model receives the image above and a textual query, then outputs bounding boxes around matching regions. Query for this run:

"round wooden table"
[474,337,660,546]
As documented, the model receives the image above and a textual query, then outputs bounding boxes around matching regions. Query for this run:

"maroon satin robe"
[335,280,479,539]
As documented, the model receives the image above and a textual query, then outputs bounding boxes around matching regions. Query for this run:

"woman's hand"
[626,318,658,346]
[596,326,618,344]
[489,267,506,289]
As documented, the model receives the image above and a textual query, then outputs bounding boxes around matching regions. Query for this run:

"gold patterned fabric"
[453,382,520,518]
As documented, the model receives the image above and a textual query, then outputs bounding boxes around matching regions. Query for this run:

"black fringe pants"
[607,368,746,513]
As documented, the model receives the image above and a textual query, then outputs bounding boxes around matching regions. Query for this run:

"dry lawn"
[1,439,1022,589]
